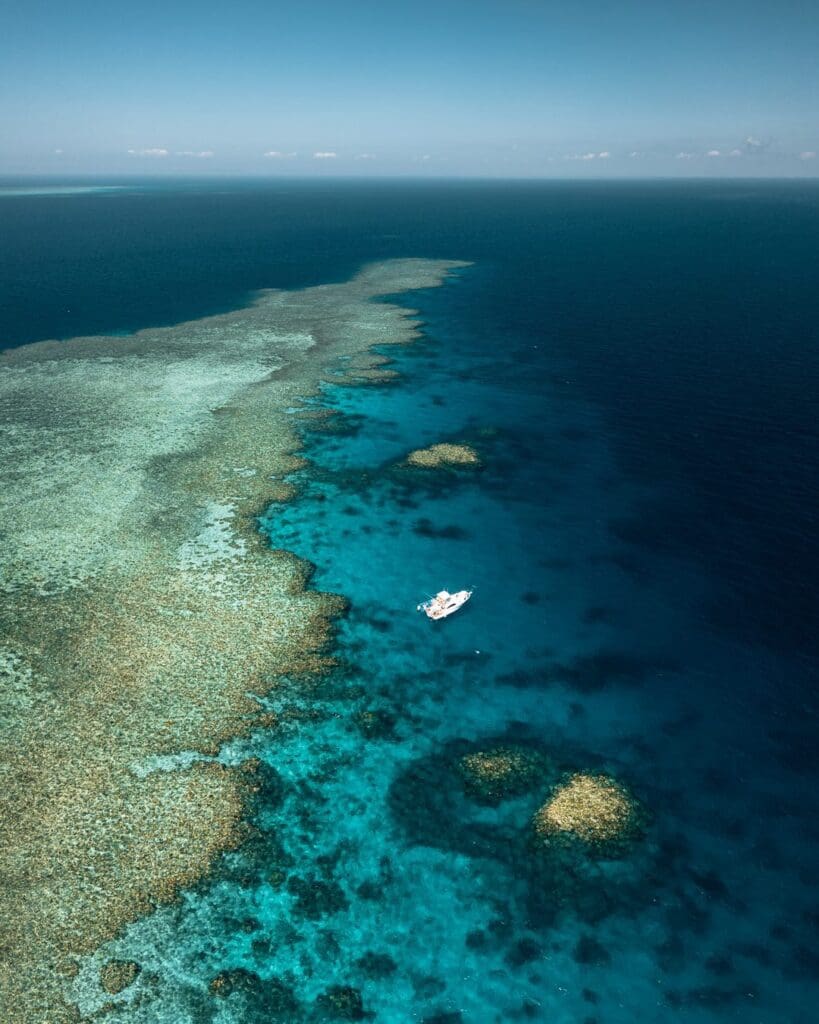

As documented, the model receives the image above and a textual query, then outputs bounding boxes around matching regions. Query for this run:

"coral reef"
[209,968,299,1016]
[98,960,140,996]
[0,258,467,1023]
[532,773,640,845]
[457,744,549,804]
[405,442,481,469]
[316,984,366,1020]
[354,708,398,740]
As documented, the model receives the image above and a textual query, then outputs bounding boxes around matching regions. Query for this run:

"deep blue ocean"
[2,178,818,1023]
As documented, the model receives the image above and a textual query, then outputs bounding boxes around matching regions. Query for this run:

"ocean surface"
[2,178,818,1023]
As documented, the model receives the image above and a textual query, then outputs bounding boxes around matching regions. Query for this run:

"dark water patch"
[560,427,592,442]
[733,941,773,967]
[582,605,615,625]
[495,664,550,688]
[655,933,687,974]
[688,867,730,903]
[543,650,676,693]
[588,550,648,581]
[573,934,612,966]
[783,944,819,979]
[768,723,819,775]
[749,831,786,872]
[665,982,760,1012]
[541,557,573,570]
[355,879,385,902]
[286,876,349,920]
[705,952,735,977]
[504,937,542,967]
[661,709,702,738]
[354,952,397,979]
[663,894,711,937]
[412,518,471,541]
[465,928,487,951]
[613,482,819,659]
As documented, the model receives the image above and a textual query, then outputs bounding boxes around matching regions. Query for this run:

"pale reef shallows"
[0,258,468,1024]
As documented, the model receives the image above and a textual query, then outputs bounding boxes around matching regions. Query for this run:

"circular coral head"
[533,773,638,845]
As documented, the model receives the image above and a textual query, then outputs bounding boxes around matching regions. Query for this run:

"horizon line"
[2,172,819,184]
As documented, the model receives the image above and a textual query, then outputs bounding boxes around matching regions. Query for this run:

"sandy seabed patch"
[0,258,468,1023]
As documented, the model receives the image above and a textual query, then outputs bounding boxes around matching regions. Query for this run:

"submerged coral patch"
[458,744,549,804]
[532,773,640,845]
[405,442,481,469]
[99,959,140,995]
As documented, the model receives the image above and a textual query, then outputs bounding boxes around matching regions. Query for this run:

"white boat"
[417,589,473,620]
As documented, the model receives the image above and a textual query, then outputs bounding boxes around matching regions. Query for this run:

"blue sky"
[1,0,817,176]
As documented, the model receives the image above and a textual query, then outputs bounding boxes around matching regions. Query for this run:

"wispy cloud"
[706,149,721,157]
[355,153,376,160]
[54,148,63,155]
[127,147,168,157]
[176,150,214,158]
[263,150,296,159]
[729,149,742,157]
[675,151,694,160]
[564,151,610,161]
[743,135,768,153]
[313,151,337,159]
[800,151,816,160]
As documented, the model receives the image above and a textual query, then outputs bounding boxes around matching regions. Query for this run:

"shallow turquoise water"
[4,180,818,1022]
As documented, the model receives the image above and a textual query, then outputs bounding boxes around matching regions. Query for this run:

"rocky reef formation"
[0,258,468,1023]
[532,772,640,846]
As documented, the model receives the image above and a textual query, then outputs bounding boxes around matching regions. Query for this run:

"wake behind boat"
[417,589,473,620]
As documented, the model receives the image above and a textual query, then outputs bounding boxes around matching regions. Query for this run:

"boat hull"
[419,589,472,620]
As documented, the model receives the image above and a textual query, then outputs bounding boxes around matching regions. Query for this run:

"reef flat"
[0,258,467,1023]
